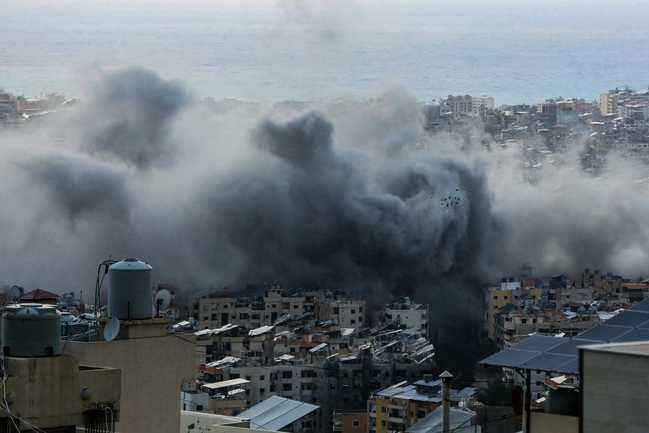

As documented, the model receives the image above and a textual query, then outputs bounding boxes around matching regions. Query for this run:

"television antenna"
[103,317,121,342]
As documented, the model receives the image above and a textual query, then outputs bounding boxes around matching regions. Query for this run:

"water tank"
[108,258,153,320]
[2,304,61,357]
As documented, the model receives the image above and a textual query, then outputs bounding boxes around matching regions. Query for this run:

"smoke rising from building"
[2,67,649,312]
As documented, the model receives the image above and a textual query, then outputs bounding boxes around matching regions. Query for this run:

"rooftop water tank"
[108,258,153,320]
[2,304,61,357]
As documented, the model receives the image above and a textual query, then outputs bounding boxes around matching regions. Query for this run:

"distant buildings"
[367,376,477,433]
[442,95,495,118]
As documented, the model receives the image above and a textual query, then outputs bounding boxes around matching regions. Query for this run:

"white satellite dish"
[154,289,172,314]
[7,285,23,303]
[103,317,121,342]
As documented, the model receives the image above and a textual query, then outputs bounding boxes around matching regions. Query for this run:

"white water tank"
[2,304,61,357]
[108,258,153,320]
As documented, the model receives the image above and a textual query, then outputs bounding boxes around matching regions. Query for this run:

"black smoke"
[194,111,499,304]
[3,66,649,320]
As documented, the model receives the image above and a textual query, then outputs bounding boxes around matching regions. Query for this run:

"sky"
[2,0,649,102]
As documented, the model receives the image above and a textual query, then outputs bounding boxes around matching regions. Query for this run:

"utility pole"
[440,370,454,433]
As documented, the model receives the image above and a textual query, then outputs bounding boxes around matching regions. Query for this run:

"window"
[417,410,426,418]
[282,383,292,391]
[493,296,498,300]
[260,388,265,394]
[270,385,276,392]
[282,371,292,379]
[522,318,527,324]
[353,420,360,427]
[359,307,363,313]
[351,319,356,324]
[196,405,204,411]
[504,295,509,299]
[245,376,251,381]
[381,407,387,413]
[351,309,356,314]
[381,421,386,427]
[259,375,265,381]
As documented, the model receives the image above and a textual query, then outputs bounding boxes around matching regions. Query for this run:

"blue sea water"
[1,1,649,105]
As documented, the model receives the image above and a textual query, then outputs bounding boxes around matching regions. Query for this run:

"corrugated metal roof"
[238,396,319,431]
[406,407,476,433]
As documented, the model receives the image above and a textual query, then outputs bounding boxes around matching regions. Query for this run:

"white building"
[384,298,430,337]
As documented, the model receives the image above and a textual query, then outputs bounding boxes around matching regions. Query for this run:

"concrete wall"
[530,412,578,433]
[65,334,195,433]
[583,349,649,433]
[338,412,368,433]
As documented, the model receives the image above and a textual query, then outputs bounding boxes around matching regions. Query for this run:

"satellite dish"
[154,289,172,313]
[7,285,24,303]
[103,317,121,342]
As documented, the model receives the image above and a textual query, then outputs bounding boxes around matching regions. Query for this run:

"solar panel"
[560,358,579,374]
[577,325,633,342]
[522,352,576,372]
[480,349,540,368]
[481,298,649,374]
[612,328,649,343]
[547,338,599,356]
[512,335,566,352]
[631,298,649,312]
[604,311,649,328]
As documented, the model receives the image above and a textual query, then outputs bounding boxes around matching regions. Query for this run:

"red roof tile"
[20,288,59,301]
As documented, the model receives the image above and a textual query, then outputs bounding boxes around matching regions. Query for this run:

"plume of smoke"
[2,65,649,311]
[77,67,190,169]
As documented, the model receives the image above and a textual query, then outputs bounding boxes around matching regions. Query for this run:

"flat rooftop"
[581,341,649,356]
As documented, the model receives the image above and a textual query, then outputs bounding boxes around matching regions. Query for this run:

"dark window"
[353,420,360,427]
[417,410,426,418]
[493,296,498,300]
[282,371,292,379]
[196,405,203,411]
[270,384,276,392]
[282,383,292,391]
[260,388,265,394]
[259,375,265,381]
[351,309,356,314]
